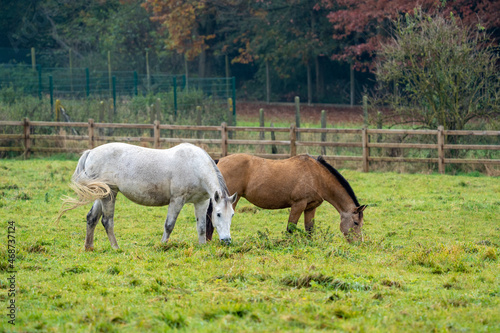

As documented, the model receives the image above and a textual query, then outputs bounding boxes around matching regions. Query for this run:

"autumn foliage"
[142,0,214,60]
[322,0,500,70]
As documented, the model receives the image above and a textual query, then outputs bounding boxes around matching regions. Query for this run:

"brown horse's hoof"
[85,246,94,252]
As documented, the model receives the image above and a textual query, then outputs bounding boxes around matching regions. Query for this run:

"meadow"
[0,158,499,332]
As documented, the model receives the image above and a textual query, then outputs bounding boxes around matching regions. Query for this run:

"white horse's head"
[211,191,237,244]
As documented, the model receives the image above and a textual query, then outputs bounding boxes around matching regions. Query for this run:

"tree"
[1,0,163,70]
[235,0,337,103]
[375,10,500,131]
[322,0,500,71]
[143,0,258,77]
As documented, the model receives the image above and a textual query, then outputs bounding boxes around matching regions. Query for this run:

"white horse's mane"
[205,152,229,197]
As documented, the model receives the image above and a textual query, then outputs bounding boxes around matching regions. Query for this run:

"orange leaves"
[143,0,210,60]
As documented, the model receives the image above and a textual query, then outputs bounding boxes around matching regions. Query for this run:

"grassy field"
[0,159,499,332]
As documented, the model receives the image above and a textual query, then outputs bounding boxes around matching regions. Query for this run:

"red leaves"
[323,0,500,70]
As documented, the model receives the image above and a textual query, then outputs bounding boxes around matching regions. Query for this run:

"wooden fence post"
[23,118,31,159]
[362,128,369,172]
[154,120,160,149]
[438,125,445,174]
[88,119,95,149]
[221,122,228,157]
[290,124,297,157]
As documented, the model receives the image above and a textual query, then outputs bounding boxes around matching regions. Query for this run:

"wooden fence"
[1,118,499,174]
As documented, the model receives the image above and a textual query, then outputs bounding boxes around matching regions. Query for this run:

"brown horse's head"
[340,205,367,243]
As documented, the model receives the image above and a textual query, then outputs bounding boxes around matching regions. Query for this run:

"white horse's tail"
[55,150,113,223]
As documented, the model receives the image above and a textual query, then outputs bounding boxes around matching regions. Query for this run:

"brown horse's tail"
[55,149,113,223]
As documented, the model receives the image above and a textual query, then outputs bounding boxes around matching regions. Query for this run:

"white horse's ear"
[214,191,221,203]
[229,192,238,204]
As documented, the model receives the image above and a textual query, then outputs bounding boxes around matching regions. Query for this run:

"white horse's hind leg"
[161,197,185,243]
[85,200,102,251]
[194,200,210,244]
[101,195,119,249]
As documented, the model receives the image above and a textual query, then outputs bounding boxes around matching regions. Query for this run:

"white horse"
[59,143,237,250]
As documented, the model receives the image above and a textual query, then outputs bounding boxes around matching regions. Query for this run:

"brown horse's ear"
[214,191,221,203]
[355,205,367,213]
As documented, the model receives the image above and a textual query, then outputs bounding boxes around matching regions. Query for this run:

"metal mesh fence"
[0,63,236,123]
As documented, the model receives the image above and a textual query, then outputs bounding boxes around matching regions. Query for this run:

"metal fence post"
[112,76,116,112]
[227,98,233,139]
[363,95,368,127]
[173,76,178,119]
[31,47,36,70]
[196,106,202,139]
[85,68,90,97]
[321,110,326,156]
[232,77,236,119]
[49,75,54,118]
[37,65,42,100]
[133,71,138,96]
[155,98,161,122]
[259,109,265,141]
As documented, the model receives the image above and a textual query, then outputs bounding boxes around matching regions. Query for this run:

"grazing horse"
[58,143,237,250]
[209,154,366,242]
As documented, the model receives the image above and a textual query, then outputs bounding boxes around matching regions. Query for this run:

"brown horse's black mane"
[316,156,360,207]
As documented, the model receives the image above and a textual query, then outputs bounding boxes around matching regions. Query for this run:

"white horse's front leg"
[194,199,210,244]
[161,197,185,243]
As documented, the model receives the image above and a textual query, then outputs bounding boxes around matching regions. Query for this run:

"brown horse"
[207,154,367,243]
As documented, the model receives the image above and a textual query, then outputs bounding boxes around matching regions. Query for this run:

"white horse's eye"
[217,213,221,218]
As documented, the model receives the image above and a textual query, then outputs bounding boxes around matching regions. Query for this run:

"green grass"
[0,160,499,332]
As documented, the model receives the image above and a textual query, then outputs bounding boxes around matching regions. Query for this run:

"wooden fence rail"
[1,119,499,174]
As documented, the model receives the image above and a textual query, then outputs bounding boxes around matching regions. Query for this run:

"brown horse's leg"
[287,201,307,233]
[304,207,317,233]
